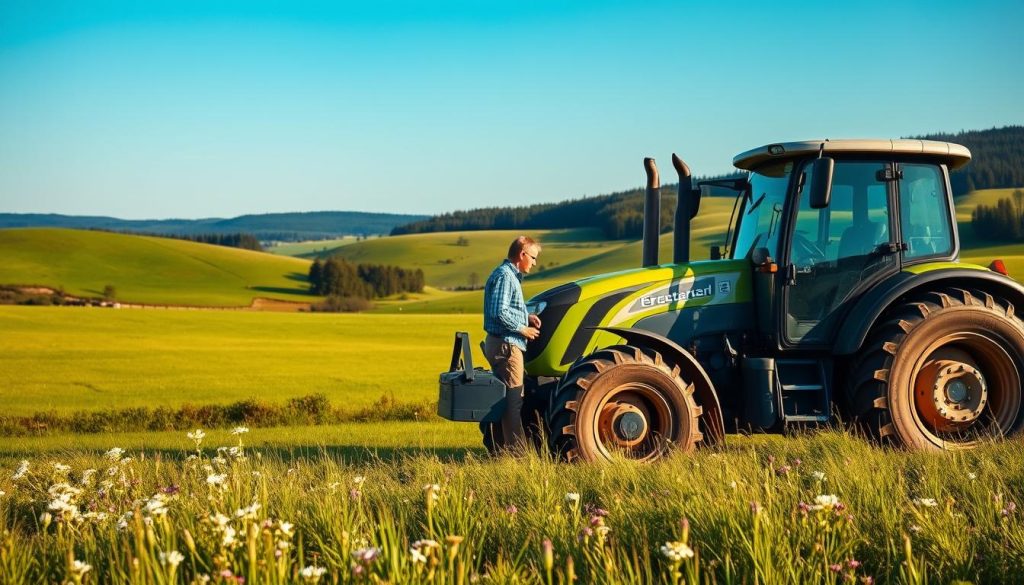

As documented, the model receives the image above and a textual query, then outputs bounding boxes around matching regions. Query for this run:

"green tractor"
[438,139,1024,462]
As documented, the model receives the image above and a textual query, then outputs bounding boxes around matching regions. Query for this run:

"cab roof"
[733,139,971,172]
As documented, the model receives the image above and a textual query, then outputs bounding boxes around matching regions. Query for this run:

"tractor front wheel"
[546,345,704,462]
[848,288,1024,450]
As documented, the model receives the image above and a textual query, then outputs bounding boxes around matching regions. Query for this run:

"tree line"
[971,190,1024,242]
[308,258,425,298]
[918,126,1024,195]
[391,172,745,239]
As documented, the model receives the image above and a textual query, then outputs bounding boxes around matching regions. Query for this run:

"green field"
[0,307,484,416]
[266,236,365,257]
[0,228,315,306]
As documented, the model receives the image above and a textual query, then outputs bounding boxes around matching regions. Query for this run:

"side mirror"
[809,157,834,209]
[710,245,722,260]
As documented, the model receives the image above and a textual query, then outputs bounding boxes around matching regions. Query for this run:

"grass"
[0,307,485,416]
[267,237,366,258]
[0,228,315,306]
[3,429,1024,583]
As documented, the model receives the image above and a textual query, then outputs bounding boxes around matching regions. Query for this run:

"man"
[483,236,542,450]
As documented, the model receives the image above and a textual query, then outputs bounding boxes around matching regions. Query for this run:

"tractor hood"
[524,258,753,376]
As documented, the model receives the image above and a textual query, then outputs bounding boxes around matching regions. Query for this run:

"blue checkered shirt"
[483,260,528,350]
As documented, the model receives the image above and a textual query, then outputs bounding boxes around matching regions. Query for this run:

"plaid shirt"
[483,259,528,350]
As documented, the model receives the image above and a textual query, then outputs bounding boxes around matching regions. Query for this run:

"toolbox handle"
[449,331,475,381]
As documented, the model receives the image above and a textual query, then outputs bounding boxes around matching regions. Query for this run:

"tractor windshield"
[731,160,792,260]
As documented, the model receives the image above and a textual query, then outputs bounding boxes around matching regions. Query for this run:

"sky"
[0,0,1021,219]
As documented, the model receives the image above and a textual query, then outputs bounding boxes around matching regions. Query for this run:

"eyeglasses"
[523,252,537,261]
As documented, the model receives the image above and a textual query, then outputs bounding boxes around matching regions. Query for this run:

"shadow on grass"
[250,285,313,296]
[0,444,482,464]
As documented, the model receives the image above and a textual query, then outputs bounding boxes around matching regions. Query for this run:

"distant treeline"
[391,172,745,239]
[92,228,264,251]
[309,258,425,298]
[918,126,1024,195]
[971,189,1024,242]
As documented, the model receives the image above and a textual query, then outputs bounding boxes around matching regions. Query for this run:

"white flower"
[12,460,29,480]
[53,462,71,474]
[914,497,939,508]
[222,526,238,547]
[104,447,125,461]
[812,471,827,482]
[565,492,581,505]
[812,494,839,509]
[412,539,440,549]
[159,550,185,567]
[228,446,245,459]
[353,475,366,485]
[206,473,227,487]
[210,512,231,528]
[660,541,694,562]
[277,540,290,550]
[729,480,738,490]
[410,546,428,564]
[423,483,440,501]
[69,559,92,577]
[187,429,206,444]
[231,426,249,435]
[299,565,327,582]
[967,472,977,481]
[146,493,170,517]
[278,521,294,537]
[235,502,260,520]
[352,547,381,564]
[80,469,97,485]
[0,490,5,497]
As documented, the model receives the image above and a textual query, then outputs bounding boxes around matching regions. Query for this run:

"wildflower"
[1002,501,1017,517]
[213,456,228,465]
[80,469,97,485]
[353,475,366,485]
[228,446,245,459]
[69,559,92,578]
[12,460,29,480]
[410,539,439,564]
[277,540,290,550]
[793,458,802,466]
[104,447,125,461]
[660,541,695,562]
[542,539,554,573]
[187,429,206,446]
[565,492,581,505]
[350,488,361,501]
[0,490,4,497]
[909,524,922,533]
[40,511,52,528]
[222,526,238,547]
[810,494,840,510]
[206,473,228,487]
[210,512,231,528]
[913,498,939,508]
[146,493,170,517]
[848,559,862,569]
[352,547,381,565]
[53,462,71,474]
[412,539,440,549]
[776,465,791,476]
[967,472,977,481]
[159,550,185,568]
[506,504,518,515]
[730,480,738,490]
[278,521,295,537]
[235,502,260,520]
[231,426,249,435]
[860,577,874,585]
[595,525,611,539]
[424,483,440,502]
[812,471,827,482]
[750,501,763,515]
[829,563,843,573]
[300,565,327,582]
[410,546,428,564]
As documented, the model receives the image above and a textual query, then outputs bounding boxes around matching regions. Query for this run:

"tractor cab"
[729,140,968,349]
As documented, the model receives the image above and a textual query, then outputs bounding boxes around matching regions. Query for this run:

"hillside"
[0,210,428,241]
[0,228,314,306]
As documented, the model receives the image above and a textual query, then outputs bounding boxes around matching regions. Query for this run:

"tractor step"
[776,359,831,423]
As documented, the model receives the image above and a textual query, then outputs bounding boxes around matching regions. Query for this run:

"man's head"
[508,236,541,274]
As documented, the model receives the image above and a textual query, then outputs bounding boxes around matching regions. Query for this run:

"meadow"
[2,428,1023,583]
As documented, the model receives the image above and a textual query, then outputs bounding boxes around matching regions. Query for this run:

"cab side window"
[899,164,952,259]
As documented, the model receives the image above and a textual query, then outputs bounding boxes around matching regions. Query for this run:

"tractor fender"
[834,268,1024,355]
[594,325,725,445]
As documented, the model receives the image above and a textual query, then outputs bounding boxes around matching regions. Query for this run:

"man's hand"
[520,326,541,341]
[528,314,542,328]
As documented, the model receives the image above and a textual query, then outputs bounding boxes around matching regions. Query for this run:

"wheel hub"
[598,402,649,448]
[914,359,988,432]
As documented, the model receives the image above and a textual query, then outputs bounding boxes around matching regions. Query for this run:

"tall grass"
[2,430,1023,583]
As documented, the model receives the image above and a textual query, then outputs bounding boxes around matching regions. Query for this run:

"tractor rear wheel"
[546,345,704,462]
[848,288,1024,450]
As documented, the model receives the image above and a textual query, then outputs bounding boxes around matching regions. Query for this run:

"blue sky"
[1,0,1021,219]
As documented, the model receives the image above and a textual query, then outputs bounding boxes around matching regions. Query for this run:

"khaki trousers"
[484,335,525,448]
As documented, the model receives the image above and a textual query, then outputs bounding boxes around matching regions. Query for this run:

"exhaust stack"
[672,153,697,264]
[642,158,660,267]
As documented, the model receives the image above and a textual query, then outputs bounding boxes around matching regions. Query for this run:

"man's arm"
[491,272,539,339]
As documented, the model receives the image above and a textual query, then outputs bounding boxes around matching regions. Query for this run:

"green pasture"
[0,228,315,306]
[267,236,365,257]
[0,307,485,416]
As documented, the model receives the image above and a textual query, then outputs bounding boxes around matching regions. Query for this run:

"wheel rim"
[592,382,676,461]
[910,332,1022,446]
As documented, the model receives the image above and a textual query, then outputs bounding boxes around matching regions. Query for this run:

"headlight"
[526,300,547,315]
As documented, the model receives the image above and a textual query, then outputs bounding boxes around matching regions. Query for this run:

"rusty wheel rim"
[593,382,675,461]
[910,332,1021,446]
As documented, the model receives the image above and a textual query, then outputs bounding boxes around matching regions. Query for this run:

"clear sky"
[1,0,1021,219]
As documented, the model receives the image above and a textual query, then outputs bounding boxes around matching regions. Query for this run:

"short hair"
[508,236,540,260]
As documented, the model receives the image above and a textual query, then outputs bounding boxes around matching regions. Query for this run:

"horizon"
[1,0,1022,220]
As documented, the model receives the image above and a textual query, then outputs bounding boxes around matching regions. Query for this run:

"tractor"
[438,139,1024,462]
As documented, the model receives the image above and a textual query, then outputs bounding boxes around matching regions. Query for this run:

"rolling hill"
[0,228,314,306]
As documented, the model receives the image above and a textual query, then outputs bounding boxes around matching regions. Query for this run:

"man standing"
[483,236,542,450]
